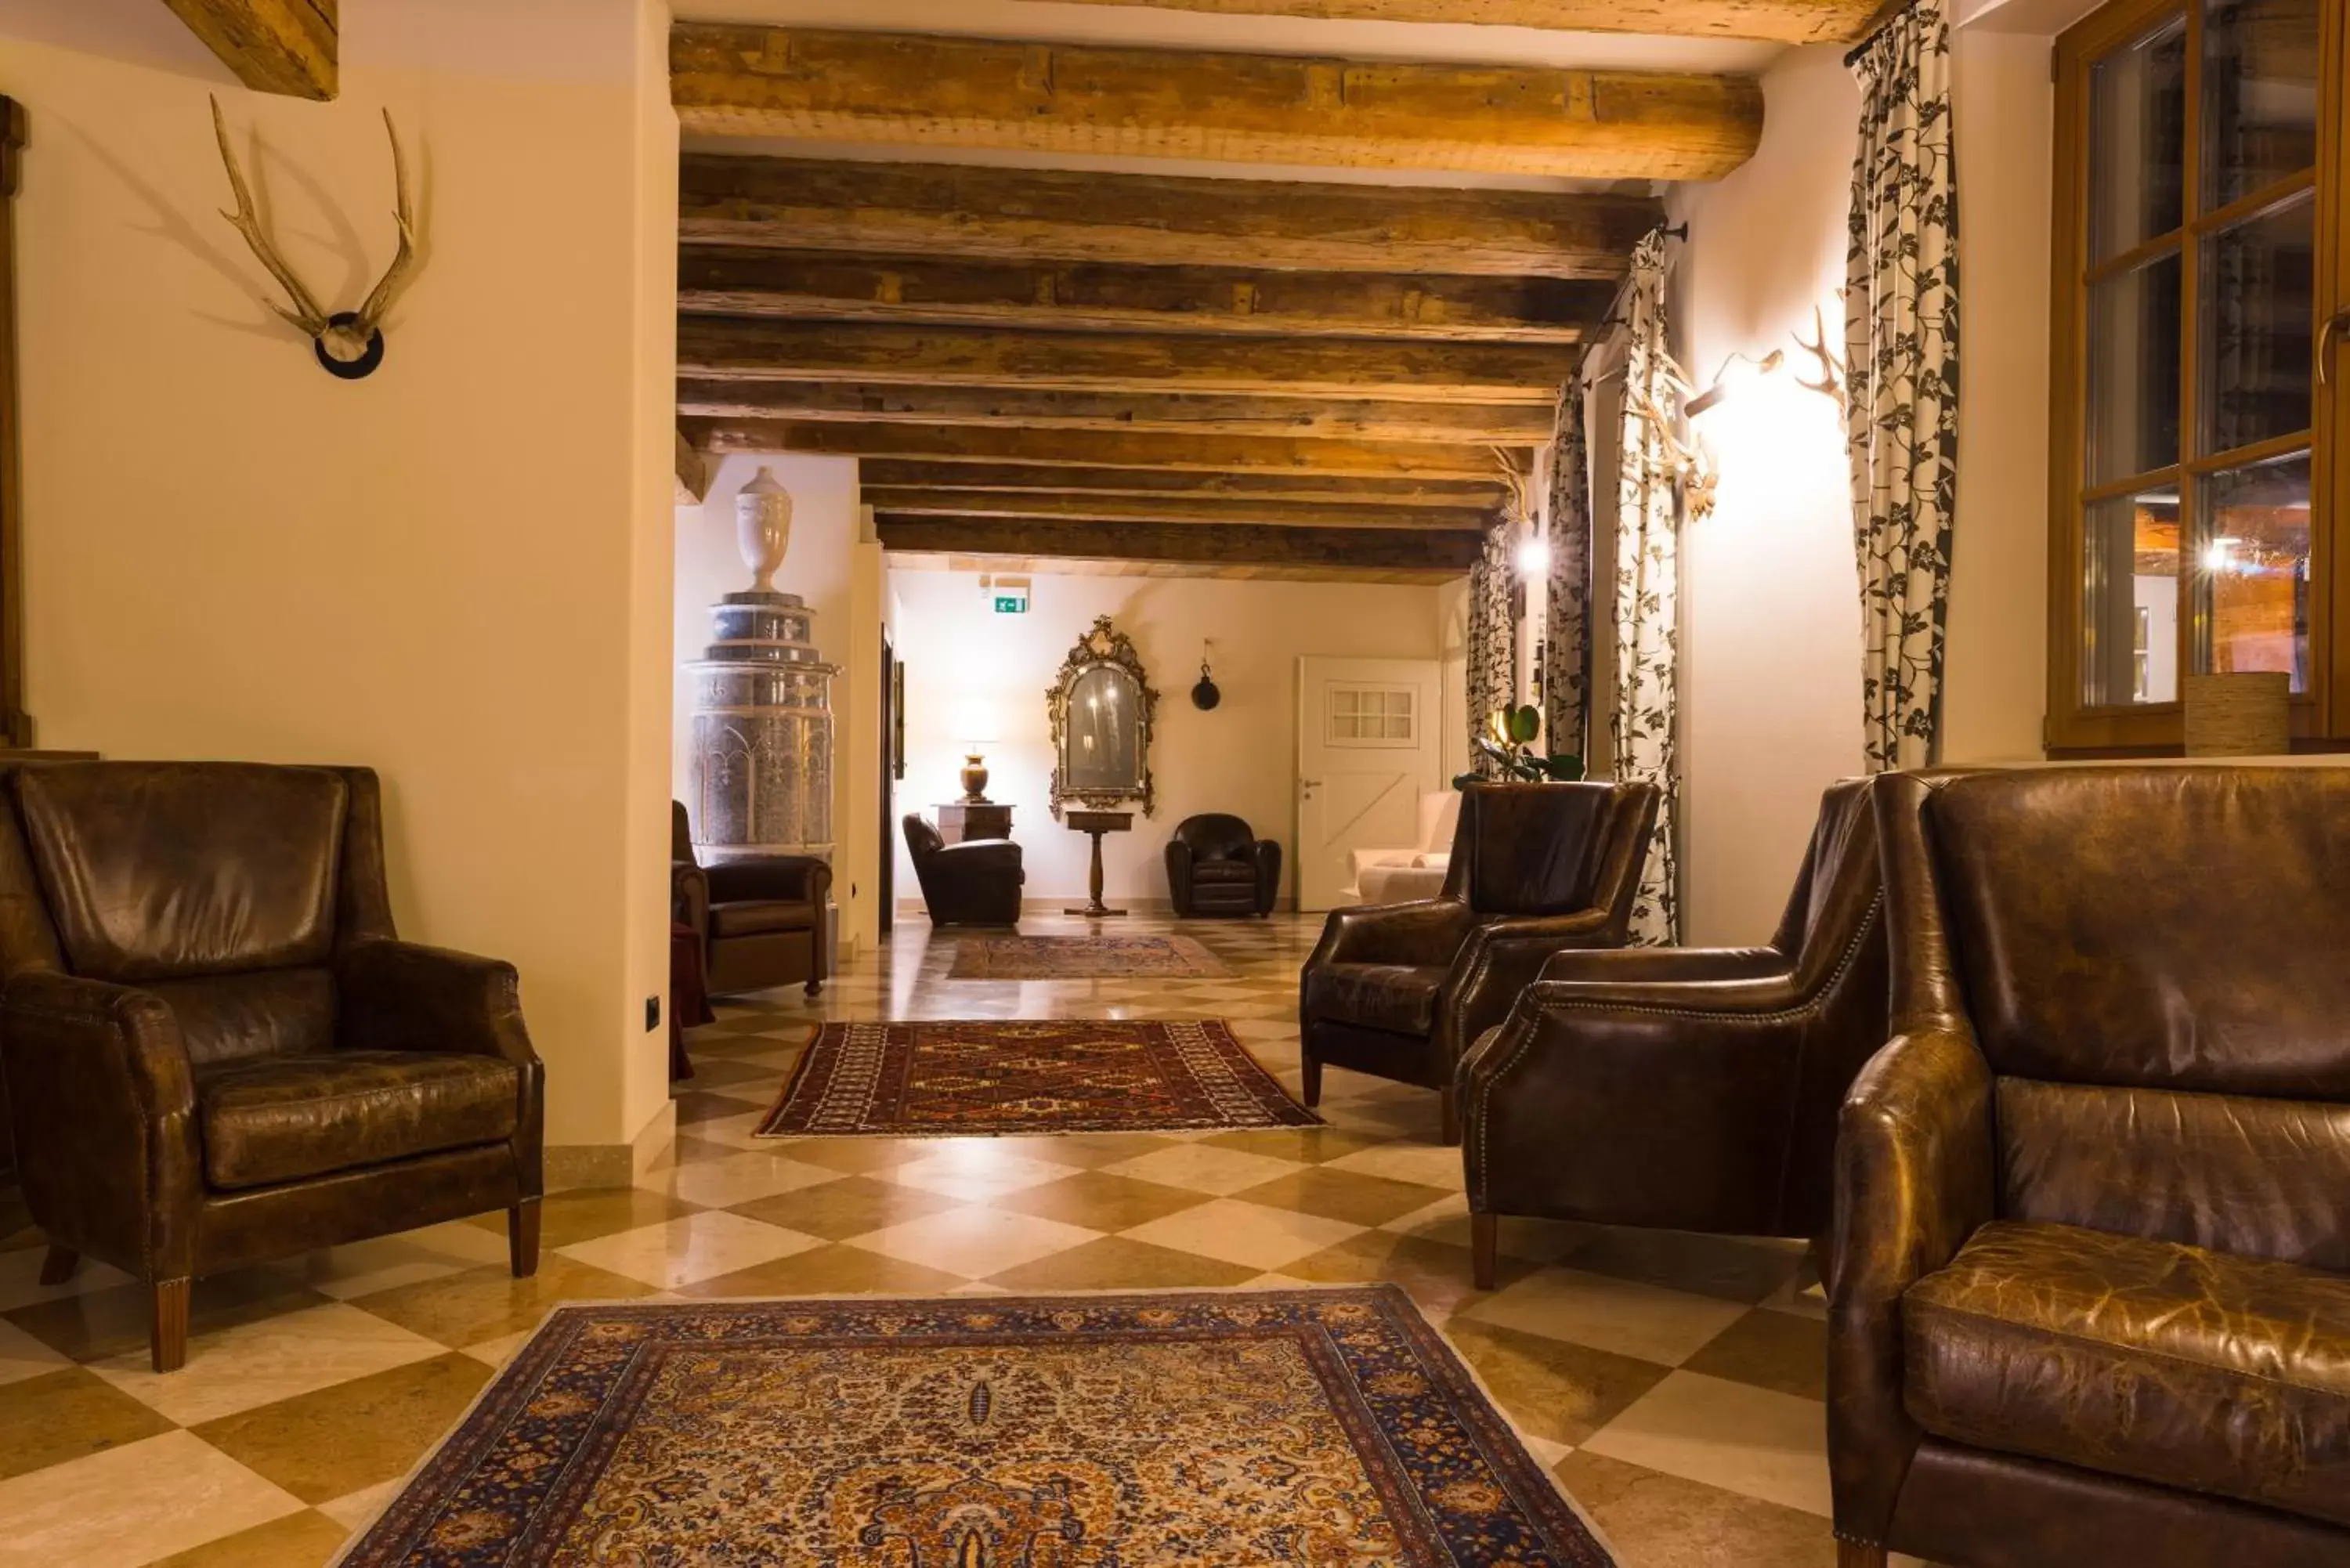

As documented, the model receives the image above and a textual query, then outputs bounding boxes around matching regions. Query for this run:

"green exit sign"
[993,590,1029,613]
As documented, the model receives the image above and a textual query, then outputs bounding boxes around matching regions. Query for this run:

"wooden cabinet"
[935,801,1014,843]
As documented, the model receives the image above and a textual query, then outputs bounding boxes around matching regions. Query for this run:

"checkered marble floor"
[0,912,1898,1566]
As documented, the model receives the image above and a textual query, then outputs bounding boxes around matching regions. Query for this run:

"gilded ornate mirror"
[1047,616,1158,819]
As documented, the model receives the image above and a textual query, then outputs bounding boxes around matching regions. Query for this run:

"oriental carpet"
[946,933,1231,980]
[332,1286,1614,1566]
[757,1019,1318,1137]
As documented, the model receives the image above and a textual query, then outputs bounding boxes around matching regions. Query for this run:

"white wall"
[1,0,678,1154]
[888,569,1445,905]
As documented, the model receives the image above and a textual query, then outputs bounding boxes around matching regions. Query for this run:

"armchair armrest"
[704,855,831,907]
[1535,945,1789,986]
[0,970,201,1276]
[672,860,710,940]
[1440,908,1617,1057]
[335,941,540,1070]
[934,840,1023,876]
[1312,898,1479,968]
[1828,1026,1994,1550]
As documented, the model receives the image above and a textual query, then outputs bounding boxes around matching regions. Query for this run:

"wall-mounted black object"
[1191,643,1221,710]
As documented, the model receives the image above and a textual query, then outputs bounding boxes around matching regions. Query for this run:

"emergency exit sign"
[993,587,1029,613]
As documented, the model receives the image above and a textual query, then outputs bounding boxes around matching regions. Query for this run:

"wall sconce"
[1515,534,1552,576]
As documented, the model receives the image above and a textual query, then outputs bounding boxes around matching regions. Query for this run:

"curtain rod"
[1843,0,1914,69]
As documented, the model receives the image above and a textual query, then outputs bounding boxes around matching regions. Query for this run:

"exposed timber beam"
[682,420,1524,478]
[862,489,1492,532]
[675,428,711,506]
[1039,0,1878,45]
[678,249,1611,345]
[892,551,1446,585]
[857,460,1508,509]
[677,319,1574,403]
[679,157,1661,280]
[876,515,1483,573]
[671,26,1762,182]
[162,0,337,99]
[674,380,1553,444]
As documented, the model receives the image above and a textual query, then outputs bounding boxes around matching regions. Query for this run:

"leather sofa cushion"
[1904,1219,2350,1527]
[197,1050,519,1190]
[710,901,816,938]
[1191,862,1257,883]
[149,968,337,1066]
[16,762,348,982]
[1303,962,1446,1037]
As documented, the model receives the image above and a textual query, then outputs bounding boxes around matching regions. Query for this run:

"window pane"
[2084,487,2180,706]
[2194,450,2312,691]
[2088,250,2183,483]
[2199,190,2313,456]
[2203,0,2320,207]
[2089,14,2187,259]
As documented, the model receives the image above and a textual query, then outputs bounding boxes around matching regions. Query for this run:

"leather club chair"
[0,761,544,1373]
[1300,780,1658,1145]
[903,814,1024,926]
[1831,768,2350,1568]
[671,800,830,998]
[1459,777,1887,1288]
[1166,813,1281,917]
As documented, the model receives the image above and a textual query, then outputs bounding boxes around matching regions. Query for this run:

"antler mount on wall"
[209,96,418,380]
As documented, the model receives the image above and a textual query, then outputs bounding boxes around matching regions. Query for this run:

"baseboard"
[894,895,1298,917]
[544,1098,678,1191]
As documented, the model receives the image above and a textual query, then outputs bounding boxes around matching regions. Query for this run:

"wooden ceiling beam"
[677,319,1574,403]
[682,420,1524,478]
[876,515,1483,573]
[674,379,1553,444]
[671,25,1762,181]
[856,460,1509,509]
[675,428,711,506]
[678,157,1661,280]
[862,489,1491,531]
[1039,0,1878,45]
[162,0,337,99]
[678,248,1610,345]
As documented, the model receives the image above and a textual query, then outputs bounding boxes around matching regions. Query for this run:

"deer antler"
[1795,302,1847,407]
[210,96,330,337]
[350,108,418,338]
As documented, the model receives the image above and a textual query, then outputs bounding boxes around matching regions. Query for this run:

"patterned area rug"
[946,933,1231,979]
[757,1019,1318,1136]
[334,1287,1614,1566]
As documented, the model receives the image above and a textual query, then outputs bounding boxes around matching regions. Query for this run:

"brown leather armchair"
[1300,780,1658,1145]
[1831,768,2350,1568]
[0,761,544,1373]
[1459,778,1886,1288]
[1166,813,1281,917]
[671,801,830,998]
[904,814,1024,926]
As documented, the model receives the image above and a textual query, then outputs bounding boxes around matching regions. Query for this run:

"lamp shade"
[954,697,1000,748]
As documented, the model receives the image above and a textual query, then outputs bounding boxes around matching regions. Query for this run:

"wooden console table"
[1063,808,1133,917]
[935,800,1013,844]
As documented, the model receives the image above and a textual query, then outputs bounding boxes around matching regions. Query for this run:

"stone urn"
[735,467,793,593]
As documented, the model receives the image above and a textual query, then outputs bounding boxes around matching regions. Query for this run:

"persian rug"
[945,933,1231,980]
[756,1019,1318,1137]
[333,1286,1614,1567]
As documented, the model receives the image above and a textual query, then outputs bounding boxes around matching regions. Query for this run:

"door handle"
[2319,308,2350,386]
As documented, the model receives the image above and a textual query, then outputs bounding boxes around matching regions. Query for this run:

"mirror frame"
[1047,615,1158,819]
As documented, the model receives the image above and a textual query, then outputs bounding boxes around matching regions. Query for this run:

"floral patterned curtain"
[1611,230,1680,945]
[1846,0,1960,771]
[1466,522,1515,775]
[1542,377,1593,765]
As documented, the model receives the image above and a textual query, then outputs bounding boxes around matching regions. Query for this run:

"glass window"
[2203,0,2320,208]
[2198,190,2314,457]
[2088,251,2184,483]
[2089,15,2188,259]
[2084,486,2182,706]
[2195,450,2312,689]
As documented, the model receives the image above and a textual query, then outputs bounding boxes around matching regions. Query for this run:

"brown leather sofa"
[1459,777,1886,1288]
[0,761,544,1372]
[1166,813,1281,917]
[904,814,1024,926]
[671,801,830,998]
[1300,780,1658,1145]
[1831,768,2350,1568]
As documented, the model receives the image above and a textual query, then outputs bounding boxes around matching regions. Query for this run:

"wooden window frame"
[2045,0,2348,754]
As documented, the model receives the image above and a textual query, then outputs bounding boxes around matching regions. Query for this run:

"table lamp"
[956,698,1000,804]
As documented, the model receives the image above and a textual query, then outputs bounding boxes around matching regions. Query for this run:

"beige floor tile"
[847,1206,1102,1280]
[0,1430,305,1568]
[1554,1451,1835,1568]
[556,1211,826,1290]
[1227,1167,1452,1227]
[1682,1306,1828,1402]
[726,1173,965,1241]
[1118,1198,1365,1271]
[1438,1317,1672,1449]
[1382,1194,1597,1263]
[1281,1230,1520,1323]
[192,1352,494,1505]
[293,1224,516,1302]
[776,1136,942,1176]
[315,1476,404,1534]
[887,1145,1084,1202]
[990,1169,1216,1231]
[1564,1229,1807,1306]
[982,1235,1262,1292]
[1197,1125,1383,1165]
[1580,1370,1833,1517]
[146,1507,355,1568]
[5,1269,331,1365]
[464,1187,700,1250]
[455,1325,537,1370]
[89,1300,446,1425]
[646,1149,846,1209]
[1457,1266,1753,1367]
[1095,1141,1305,1196]
[1318,1140,1467,1190]
[0,1246,135,1313]
[673,1242,971,1299]
[345,1256,657,1348]
[0,1312,68,1386]
[0,1364,179,1479]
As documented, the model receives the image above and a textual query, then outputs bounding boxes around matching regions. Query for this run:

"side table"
[1063,808,1134,917]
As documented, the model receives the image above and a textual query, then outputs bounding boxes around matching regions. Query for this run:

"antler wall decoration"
[209,96,419,380]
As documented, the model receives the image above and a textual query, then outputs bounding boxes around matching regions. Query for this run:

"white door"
[1296,656,1444,912]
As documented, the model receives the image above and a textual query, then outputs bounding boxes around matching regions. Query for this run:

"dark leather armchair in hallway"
[904,814,1023,926]
[0,761,544,1373]
[1166,813,1280,917]
[1300,780,1658,1145]
[1458,778,1887,1288]
[1830,768,2350,1568]
[672,800,830,998]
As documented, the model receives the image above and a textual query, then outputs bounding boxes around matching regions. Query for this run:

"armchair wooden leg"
[151,1278,190,1373]
[509,1201,541,1279]
[1471,1212,1498,1291]
[1300,1057,1322,1108]
[1439,1083,1461,1147]
[1835,1541,1886,1568]
[803,977,821,999]
[38,1245,78,1286]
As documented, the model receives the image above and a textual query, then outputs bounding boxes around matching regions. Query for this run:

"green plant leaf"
[1506,705,1542,745]
[1542,753,1586,782]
